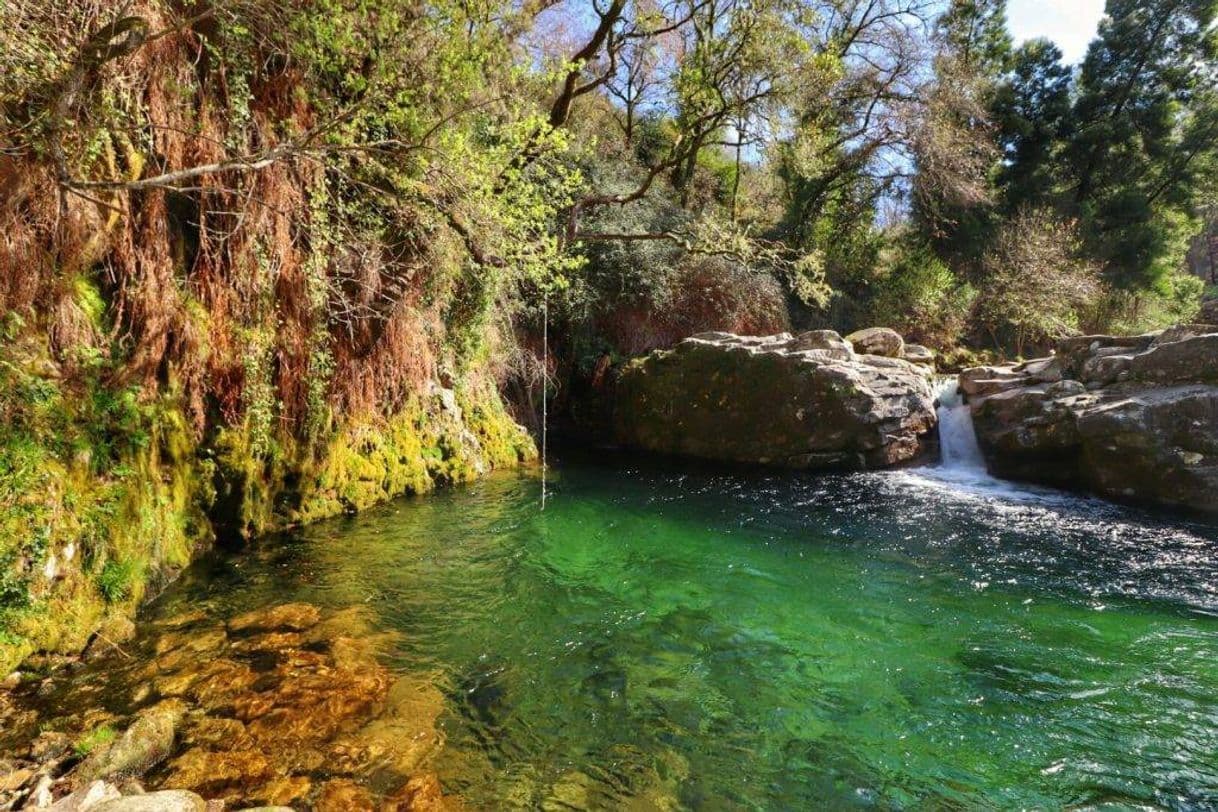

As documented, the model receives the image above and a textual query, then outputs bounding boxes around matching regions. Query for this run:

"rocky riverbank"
[960,323,1218,513]
[0,603,455,811]
[613,328,938,470]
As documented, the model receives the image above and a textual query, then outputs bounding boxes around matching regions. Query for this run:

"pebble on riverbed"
[0,603,459,811]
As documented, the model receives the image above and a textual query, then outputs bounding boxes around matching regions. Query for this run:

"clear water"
[133,456,1218,808]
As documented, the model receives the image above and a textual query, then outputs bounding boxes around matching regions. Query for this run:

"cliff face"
[0,3,535,673]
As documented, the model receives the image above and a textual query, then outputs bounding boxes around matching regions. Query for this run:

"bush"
[972,209,1101,354]
[868,241,975,348]
[1085,271,1204,334]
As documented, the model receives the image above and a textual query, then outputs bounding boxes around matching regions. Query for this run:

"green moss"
[74,724,117,757]
[0,335,534,676]
[293,381,536,524]
[72,276,106,328]
[0,341,215,675]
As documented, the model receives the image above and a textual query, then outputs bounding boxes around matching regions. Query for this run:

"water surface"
[141,453,1218,809]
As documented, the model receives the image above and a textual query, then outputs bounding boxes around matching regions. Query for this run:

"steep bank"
[959,324,1218,513]
[0,331,534,676]
[0,2,538,674]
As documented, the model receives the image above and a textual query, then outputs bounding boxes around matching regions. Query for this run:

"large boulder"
[845,327,904,358]
[614,331,936,470]
[962,327,1218,513]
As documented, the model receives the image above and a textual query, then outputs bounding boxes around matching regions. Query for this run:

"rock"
[30,773,55,807]
[0,766,34,792]
[383,774,452,811]
[902,344,934,366]
[1080,353,1132,386]
[1128,334,1218,384]
[1045,380,1086,398]
[84,617,137,661]
[788,330,855,360]
[1200,298,1218,323]
[31,731,73,761]
[1150,323,1216,346]
[844,327,904,358]
[1055,333,1156,378]
[160,748,274,797]
[49,780,121,810]
[227,604,320,634]
[962,327,1218,512]
[613,332,936,471]
[75,701,185,785]
[315,779,376,812]
[1018,356,1062,383]
[250,775,310,807]
[90,790,207,812]
[958,365,1030,398]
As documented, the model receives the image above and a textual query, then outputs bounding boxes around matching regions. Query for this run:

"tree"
[909,0,1010,273]
[990,38,1073,212]
[1066,0,1218,291]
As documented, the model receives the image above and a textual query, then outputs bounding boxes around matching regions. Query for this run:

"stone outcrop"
[614,330,937,470]
[961,326,1218,513]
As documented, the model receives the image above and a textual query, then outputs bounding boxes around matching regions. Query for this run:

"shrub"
[868,241,975,348]
[972,209,1101,354]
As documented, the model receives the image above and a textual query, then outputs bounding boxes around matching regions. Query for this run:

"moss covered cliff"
[0,2,543,674]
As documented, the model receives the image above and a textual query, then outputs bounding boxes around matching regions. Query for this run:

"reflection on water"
[13,454,1218,808]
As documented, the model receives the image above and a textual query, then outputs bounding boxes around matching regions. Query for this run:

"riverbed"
[4,453,1218,809]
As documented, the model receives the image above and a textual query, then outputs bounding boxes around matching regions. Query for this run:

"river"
[4,414,1218,808]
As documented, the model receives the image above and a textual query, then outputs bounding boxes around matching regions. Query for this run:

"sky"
[1006,0,1107,64]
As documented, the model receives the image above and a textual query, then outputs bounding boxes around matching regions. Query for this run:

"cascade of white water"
[935,378,986,471]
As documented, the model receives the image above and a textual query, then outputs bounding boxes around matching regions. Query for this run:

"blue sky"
[1006,0,1106,63]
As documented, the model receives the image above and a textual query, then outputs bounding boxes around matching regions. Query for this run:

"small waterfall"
[935,378,986,471]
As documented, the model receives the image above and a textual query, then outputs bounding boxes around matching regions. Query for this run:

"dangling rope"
[540,292,548,511]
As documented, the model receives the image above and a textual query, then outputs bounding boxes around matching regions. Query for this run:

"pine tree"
[1067,0,1218,291]
[990,39,1073,213]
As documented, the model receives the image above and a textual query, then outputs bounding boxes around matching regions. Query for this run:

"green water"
[149,456,1218,809]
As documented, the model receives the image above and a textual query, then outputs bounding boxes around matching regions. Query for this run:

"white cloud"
[1006,0,1106,64]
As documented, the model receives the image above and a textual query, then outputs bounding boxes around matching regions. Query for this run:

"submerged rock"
[227,603,320,634]
[961,327,1218,512]
[90,790,207,811]
[75,701,186,785]
[614,330,936,470]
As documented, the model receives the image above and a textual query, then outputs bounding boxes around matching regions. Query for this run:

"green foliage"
[990,39,1072,212]
[1063,0,1217,292]
[869,241,976,348]
[97,559,139,604]
[73,725,116,758]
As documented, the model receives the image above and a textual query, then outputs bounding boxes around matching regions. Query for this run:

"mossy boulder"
[614,331,936,470]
